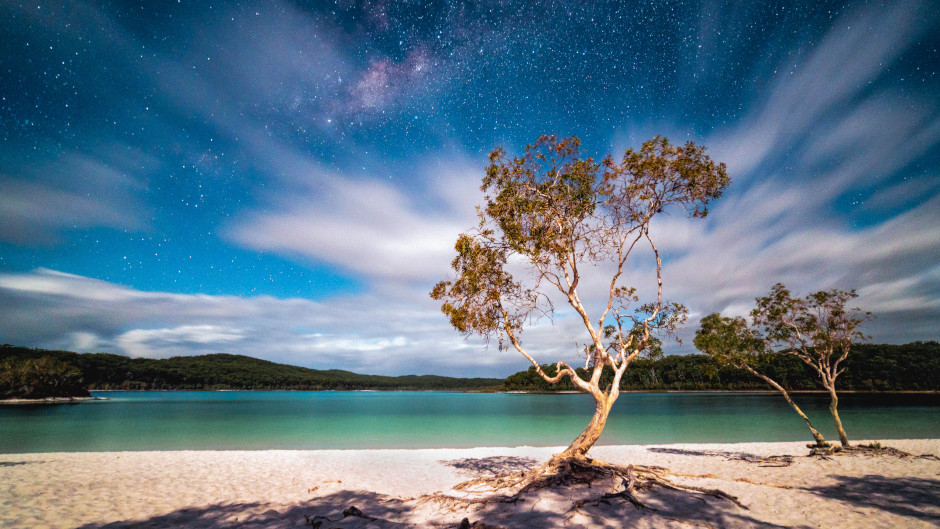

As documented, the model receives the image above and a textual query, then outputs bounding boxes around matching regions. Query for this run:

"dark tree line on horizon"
[0,354,91,399]
[3,341,937,400]
[0,346,503,397]
[503,342,940,393]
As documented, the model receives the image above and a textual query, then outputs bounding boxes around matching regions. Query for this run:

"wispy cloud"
[708,1,930,180]
[225,154,484,283]
[0,268,526,376]
[0,148,153,245]
[657,1,940,349]
[0,0,936,375]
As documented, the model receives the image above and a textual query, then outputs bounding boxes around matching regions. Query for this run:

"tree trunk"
[558,396,612,459]
[779,386,828,447]
[743,365,828,447]
[827,386,849,447]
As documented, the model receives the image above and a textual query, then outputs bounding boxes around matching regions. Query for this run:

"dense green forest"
[504,342,940,392]
[3,342,937,399]
[0,354,91,399]
[0,345,503,396]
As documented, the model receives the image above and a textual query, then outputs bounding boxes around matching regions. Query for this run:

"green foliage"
[482,136,599,260]
[616,136,729,220]
[639,336,665,362]
[0,355,89,399]
[694,313,766,368]
[0,346,504,392]
[432,135,729,386]
[503,343,940,392]
[752,283,872,358]
[839,341,940,391]
[430,234,532,347]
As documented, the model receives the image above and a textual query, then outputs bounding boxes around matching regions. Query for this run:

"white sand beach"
[2,440,938,528]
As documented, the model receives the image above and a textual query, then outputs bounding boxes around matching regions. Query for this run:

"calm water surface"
[1,391,937,453]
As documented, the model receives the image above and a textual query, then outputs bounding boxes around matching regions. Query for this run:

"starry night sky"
[1,0,938,376]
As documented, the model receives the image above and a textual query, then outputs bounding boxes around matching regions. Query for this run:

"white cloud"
[0,149,152,245]
[226,155,484,283]
[635,1,940,352]
[0,268,530,376]
[1,0,937,377]
[708,1,929,180]
[117,325,247,358]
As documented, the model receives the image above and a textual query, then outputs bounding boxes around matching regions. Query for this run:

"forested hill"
[0,346,503,392]
[4,342,938,396]
[504,342,940,392]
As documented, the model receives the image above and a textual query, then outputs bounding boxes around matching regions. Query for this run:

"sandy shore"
[2,440,938,528]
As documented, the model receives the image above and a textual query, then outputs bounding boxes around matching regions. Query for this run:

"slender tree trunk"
[827,386,849,447]
[742,365,828,447]
[558,395,612,459]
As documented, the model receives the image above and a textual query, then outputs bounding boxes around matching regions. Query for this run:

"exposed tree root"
[412,492,520,512]
[804,441,940,460]
[732,476,793,489]
[831,443,940,460]
[570,464,655,511]
[806,442,841,457]
[304,505,376,528]
[647,447,794,467]
[415,455,746,515]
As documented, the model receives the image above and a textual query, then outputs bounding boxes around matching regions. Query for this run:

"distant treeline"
[504,342,940,392]
[3,342,937,399]
[0,354,91,399]
[0,346,503,395]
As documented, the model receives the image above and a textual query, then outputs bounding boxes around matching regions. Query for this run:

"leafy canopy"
[432,135,729,360]
[694,313,766,368]
[695,284,873,383]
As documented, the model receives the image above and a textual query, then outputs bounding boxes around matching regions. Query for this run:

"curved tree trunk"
[557,395,612,459]
[743,365,828,447]
[827,387,849,447]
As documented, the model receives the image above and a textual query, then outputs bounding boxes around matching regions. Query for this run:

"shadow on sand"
[438,456,539,477]
[0,460,37,467]
[73,483,799,529]
[804,474,940,522]
[74,490,411,529]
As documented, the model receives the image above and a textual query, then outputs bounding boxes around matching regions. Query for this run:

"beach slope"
[2,440,938,528]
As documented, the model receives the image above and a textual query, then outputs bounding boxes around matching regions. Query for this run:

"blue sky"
[0,0,938,376]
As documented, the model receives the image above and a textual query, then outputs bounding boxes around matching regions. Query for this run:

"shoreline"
[3,439,938,528]
[0,395,106,406]
[79,388,940,394]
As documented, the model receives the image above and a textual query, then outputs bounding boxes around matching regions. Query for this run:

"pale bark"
[741,364,828,447]
[558,395,614,459]
[827,386,850,447]
[802,354,850,447]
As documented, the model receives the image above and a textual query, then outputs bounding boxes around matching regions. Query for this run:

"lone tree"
[432,135,728,460]
[752,284,872,447]
[694,313,828,447]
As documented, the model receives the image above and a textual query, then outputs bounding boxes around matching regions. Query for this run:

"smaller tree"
[695,313,828,446]
[752,284,872,447]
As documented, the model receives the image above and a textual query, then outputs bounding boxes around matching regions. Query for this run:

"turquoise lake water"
[1,391,938,453]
